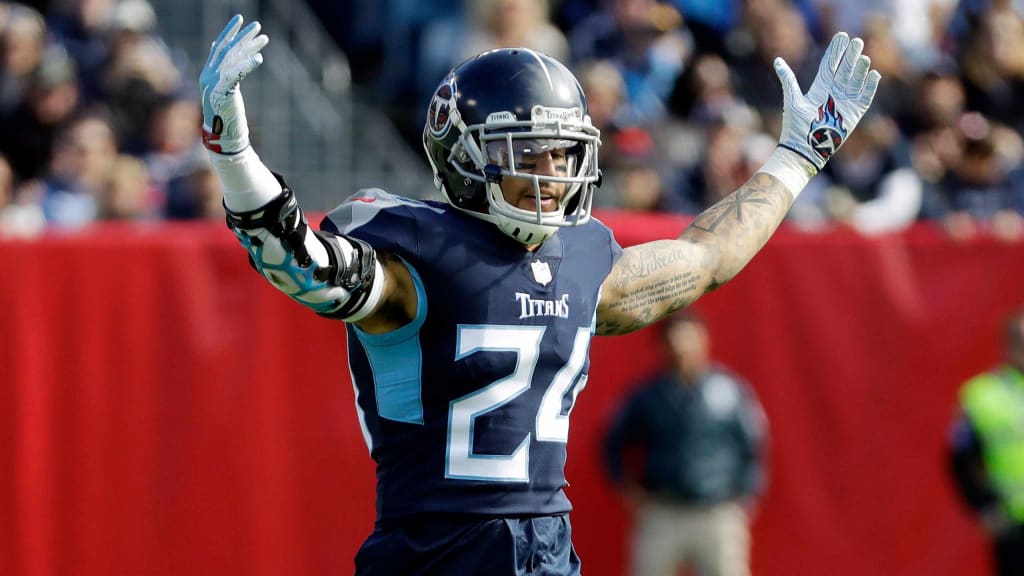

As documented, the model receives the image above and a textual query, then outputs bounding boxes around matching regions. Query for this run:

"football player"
[200,15,879,575]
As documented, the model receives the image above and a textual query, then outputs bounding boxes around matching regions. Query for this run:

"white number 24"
[446,325,591,482]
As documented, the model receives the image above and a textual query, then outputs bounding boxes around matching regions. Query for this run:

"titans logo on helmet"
[428,80,456,137]
[808,95,848,161]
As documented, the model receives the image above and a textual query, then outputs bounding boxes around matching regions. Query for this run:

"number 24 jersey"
[321,189,622,523]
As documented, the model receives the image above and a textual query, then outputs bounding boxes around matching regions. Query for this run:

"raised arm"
[200,15,415,334]
[597,33,880,335]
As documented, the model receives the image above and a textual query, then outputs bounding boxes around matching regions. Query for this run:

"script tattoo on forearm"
[597,243,706,335]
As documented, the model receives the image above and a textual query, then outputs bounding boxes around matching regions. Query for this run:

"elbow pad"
[225,175,383,322]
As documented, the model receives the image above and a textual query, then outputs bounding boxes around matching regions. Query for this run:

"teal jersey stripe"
[352,260,428,424]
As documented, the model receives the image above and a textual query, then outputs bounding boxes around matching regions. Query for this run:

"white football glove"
[775,32,881,171]
[200,15,269,154]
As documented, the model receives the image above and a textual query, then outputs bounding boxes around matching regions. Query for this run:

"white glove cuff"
[209,147,283,212]
[757,147,818,200]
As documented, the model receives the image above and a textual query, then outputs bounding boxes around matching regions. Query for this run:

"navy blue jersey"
[321,190,622,523]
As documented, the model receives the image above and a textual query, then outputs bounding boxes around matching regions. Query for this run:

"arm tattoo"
[597,173,792,336]
[690,187,777,234]
[597,242,707,335]
[682,173,791,280]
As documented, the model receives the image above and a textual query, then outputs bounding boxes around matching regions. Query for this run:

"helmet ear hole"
[450,175,487,211]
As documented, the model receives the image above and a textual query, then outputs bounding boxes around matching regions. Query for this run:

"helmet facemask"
[439,106,601,245]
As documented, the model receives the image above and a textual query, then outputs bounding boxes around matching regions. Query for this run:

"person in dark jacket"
[604,310,768,576]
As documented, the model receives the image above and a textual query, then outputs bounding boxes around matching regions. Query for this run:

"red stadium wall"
[2,213,1017,576]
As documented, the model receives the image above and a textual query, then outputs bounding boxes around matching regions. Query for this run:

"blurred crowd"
[0,0,218,237]
[4,0,1024,242]
[324,0,1024,240]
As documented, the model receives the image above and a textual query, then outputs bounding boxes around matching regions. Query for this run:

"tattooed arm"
[596,172,793,335]
[596,32,881,335]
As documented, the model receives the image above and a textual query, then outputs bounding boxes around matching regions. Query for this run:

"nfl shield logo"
[531,261,552,286]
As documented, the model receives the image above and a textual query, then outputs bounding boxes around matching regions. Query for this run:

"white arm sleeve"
[208,147,282,211]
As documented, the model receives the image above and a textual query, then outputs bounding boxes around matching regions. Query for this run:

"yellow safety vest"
[960,366,1024,522]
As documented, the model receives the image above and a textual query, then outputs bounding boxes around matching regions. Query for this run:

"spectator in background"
[99,0,181,154]
[39,111,117,228]
[164,162,224,221]
[47,0,118,103]
[666,53,763,193]
[417,0,569,115]
[576,60,692,212]
[905,64,967,199]
[143,95,204,194]
[818,0,959,72]
[0,2,46,114]
[599,126,690,212]
[95,153,152,220]
[950,308,1024,576]
[669,52,752,127]
[920,112,1024,241]
[903,62,965,137]
[810,114,924,235]
[811,0,888,39]
[605,310,768,576]
[568,0,692,124]
[858,15,916,123]
[678,119,773,215]
[957,2,1024,133]
[458,0,569,63]
[577,59,629,161]
[0,152,45,236]
[890,0,958,70]
[728,0,817,135]
[665,0,739,55]
[0,43,80,181]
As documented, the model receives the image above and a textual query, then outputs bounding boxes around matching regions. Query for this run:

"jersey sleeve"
[592,215,623,271]
[318,188,431,262]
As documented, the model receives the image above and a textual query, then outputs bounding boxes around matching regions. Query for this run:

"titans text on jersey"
[320,188,622,523]
[515,293,570,319]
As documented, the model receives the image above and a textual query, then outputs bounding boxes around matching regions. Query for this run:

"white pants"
[630,499,751,576]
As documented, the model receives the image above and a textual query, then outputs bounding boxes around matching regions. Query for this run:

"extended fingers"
[207,14,244,67]
[240,21,263,43]
[219,22,264,71]
[860,70,882,108]
[835,37,864,86]
[245,33,270,57]
[773,57,799,103]
[210,19,269,84]
[828,33,882,104]
[850,52,871,92]
[220,36,269,85]
[819,32,850,80]
[227,21,263,54]
[228,28,269,76]
[807,32,851,97]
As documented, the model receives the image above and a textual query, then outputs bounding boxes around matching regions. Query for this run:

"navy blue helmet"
[422,48,602,244]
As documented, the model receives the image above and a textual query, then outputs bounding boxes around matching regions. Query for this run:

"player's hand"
[199,14,269,154]
[774,32,881,172]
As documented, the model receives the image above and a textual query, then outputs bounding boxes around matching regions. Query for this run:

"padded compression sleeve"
[210,147,386,322]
